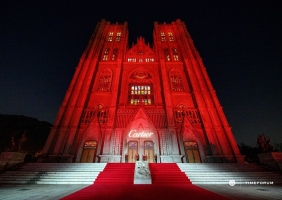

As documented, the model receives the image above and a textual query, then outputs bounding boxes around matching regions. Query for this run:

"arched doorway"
[144,141,154,163]
[128,141,138,163]
[184,141,201,163]
[80,141,97,163]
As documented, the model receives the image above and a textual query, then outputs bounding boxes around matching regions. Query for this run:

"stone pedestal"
[170,155,184,163]
[258,152,282,171]
[134,161,152,184]
[0,152,26,170]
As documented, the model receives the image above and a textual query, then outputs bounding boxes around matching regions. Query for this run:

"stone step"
[0,163,106,184]
[177,163,282,185]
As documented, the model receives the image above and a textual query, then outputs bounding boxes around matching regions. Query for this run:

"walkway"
[0,183,281,200]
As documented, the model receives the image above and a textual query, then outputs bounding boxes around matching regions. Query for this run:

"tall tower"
[41,19,243,163]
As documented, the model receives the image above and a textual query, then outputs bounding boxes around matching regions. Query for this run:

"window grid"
[108,32,113,41]
[128,83,154,105]
[161,32,166,41]
[172,48,179,61]
[97,70,112,91]
[116,32,121,41]
[170,71,184,91]
[168,32,174,41]
[103,48,109,60]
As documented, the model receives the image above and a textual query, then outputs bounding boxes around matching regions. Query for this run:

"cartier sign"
[128,130,153,138]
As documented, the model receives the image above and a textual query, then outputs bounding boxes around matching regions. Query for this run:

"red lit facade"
[41,19,243,163]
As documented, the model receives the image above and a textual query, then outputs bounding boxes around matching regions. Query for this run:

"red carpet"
[61,163,228,200]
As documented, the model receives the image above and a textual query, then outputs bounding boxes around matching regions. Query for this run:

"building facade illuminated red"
[41,19,243,163]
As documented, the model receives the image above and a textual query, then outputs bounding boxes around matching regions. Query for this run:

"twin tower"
[41,19,243,164]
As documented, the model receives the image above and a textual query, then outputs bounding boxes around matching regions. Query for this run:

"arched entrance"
[184,141,201,163]
[80,140,97,163]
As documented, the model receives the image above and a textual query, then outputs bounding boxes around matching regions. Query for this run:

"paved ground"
[0,183,281,200]
[199,184,282,200]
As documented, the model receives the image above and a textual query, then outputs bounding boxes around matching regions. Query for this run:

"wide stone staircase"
[177,163,282,185]
[1,162,282,185]
[0,163,106,184]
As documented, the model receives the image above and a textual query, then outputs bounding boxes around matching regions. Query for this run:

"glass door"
[80,141,97,163]
[144,141,154,163]
[128,141,138,163]
[184,141,201,163]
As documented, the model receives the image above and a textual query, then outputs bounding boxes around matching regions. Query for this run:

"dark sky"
[1,1,282,147]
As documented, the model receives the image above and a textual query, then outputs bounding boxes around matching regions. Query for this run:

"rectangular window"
[112,48,118,60]
[172,48,179,61]
[116,32,121,41]
[102,48,109,60]
[168,32,174,41]
[128,83,154,105]
[164,48,170,61]
[108,32,113,41]
[161,32,166,41]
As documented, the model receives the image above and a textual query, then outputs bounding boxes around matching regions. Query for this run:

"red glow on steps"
[61,163,228,200]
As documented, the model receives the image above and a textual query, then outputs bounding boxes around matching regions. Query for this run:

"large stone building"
[41,19,243,164]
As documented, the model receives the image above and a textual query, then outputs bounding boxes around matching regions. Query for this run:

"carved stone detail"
[134,161,152,184]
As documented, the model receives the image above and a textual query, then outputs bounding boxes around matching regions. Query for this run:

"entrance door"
[184,141,201,163]
[80,141,97,163]
[128,141,138,163]
[144,141,154,163]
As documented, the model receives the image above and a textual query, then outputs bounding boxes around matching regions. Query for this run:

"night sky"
[1,1,281,147]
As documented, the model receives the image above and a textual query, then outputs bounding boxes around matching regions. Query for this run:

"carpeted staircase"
[149,163,191,184]
[61,163,227,200]
[94,163,134,184]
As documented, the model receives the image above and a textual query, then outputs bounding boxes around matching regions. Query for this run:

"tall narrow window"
[164,48,170,61]
[97,69,112,91]
[168,32,174,41]
[116,32,121,41]
[102,48,109,60]
[172,48,179,61]
[112,48,118,60]
[128,82,154,105]
[161,32,166,41]
[108,32,113,41]
[170,70,184,91]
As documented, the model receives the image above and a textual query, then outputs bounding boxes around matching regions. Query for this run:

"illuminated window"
[108,32,113,41]
[128,83,154,105]
[145,58,154,62]
[168,32,174,41]
[112,48,118,60]
[116,32,121,41]
[97,69,112,91]
[172,48,179,61]
[128,58,136,62]
[102,48,109,60]
[170,70,184,91]
[161,32,166,41]
[164,48,170,61]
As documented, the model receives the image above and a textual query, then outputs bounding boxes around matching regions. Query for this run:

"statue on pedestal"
[257,134,274,152]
